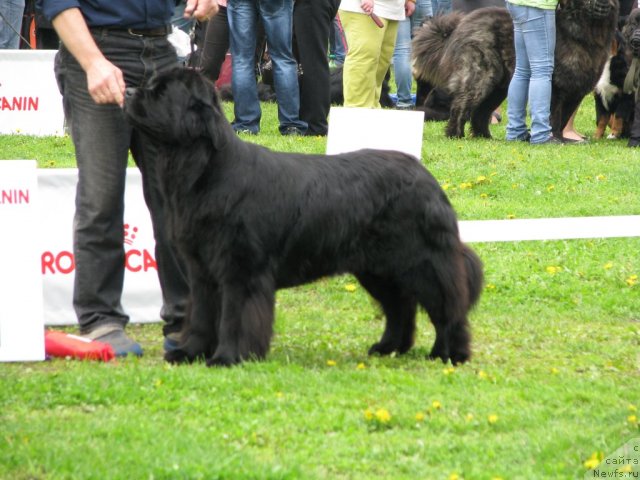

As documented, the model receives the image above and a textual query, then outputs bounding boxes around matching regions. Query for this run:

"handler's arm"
[51,8,126,106]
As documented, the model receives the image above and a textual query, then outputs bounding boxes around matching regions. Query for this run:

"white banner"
[38,168,162,326]
[0,161,45,361]
[0,50,65,136]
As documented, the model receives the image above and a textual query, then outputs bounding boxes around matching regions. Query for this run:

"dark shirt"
[38,0,176,29]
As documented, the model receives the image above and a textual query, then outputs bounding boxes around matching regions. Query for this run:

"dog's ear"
[187,72,228,150]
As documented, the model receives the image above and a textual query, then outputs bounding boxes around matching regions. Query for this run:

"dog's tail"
[411,12,464,86]
[462,244,484,309]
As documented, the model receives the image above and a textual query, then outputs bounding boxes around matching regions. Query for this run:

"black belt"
[91,25,172,37]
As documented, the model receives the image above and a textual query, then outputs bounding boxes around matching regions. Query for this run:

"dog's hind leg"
[208,274,276,367]
[445,99,468,138]
[355,272,418,356]
[411,256,472,365]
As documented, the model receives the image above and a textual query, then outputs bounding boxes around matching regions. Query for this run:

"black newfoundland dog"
[123,68,483,367]
[412,0,619,139]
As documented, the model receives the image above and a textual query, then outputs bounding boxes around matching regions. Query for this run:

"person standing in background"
[392,0,431,109]
[0,0,25,48]
[505,0,560,144]
[294,0,341,136]
[227,0,307,135]
[339,0,414,108]
[198,0,229,82]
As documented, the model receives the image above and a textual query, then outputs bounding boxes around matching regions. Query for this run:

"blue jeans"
[392,0,432,107]
[0,0,25,49]
[55,30,189,336]
[505,2,556,144]
[431,0,451,15]
[227,0,307,134]
[329,15,346,64]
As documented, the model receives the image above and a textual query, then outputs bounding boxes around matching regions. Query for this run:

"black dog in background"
[412,0,619,139]
[124,68,483,367]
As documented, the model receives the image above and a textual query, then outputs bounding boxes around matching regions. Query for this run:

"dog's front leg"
[165,270,220,364]
[208,275,276,367]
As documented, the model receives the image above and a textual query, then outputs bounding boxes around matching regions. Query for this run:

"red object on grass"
[45,330,115,362]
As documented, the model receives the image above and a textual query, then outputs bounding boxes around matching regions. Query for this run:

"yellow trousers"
[339,10,399,108]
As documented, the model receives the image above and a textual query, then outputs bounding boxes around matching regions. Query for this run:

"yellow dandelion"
[511,183,518,189]
[326,360,337,367]
[364,408,374,421]
[153,378,163,388]
[507,214,516,219]
[345,283,357,292]
[442,183,451,191]
[583,452,601,470]
[485,283,496,290]
[415,412,426,422]
[443,366,456,376]
[460,182,473,190]
[448,473,460,480]
[491,477,504,480]
[596,174,607,181]
[476,175,488,183]
[275,391,284,399]
[603,262,613,270]
[546,185,555,192]
[480,193,488,199]
[550,367,559,375]
[626,274,638,287]
[620,465,633,473]
[546,265,561,275]
[375,408,391,423]
[356,362,366,370]
[465,413,474,422]
[488,414,499,424]
[477,370,488,380]
[432,400,442,410]
[629,404,637,412]
[628,414,637,424]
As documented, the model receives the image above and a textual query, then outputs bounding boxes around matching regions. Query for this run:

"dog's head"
[558,0,618,21]
[123,68,228,148]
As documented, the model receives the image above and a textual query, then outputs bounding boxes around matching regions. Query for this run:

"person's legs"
[392,19,413,108]
[505,3,531,141]
[260,0,307,134]
[0,0,25,49]
[340,10,386,108]
[294,0,339,135]
[227,0,261,133]
[330,15,347,65]
[375,19,399,107]
[523,7,555,144]
[198,6,229,82]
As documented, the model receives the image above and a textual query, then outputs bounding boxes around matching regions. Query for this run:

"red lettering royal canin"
[0,189,30,204]
[0,96,39,111]
[41,249,157,274]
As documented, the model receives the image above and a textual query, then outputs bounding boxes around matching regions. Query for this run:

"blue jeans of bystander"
[505,2,556,144]
[227,0,307,134]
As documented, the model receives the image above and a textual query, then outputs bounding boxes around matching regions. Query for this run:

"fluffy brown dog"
[123,68,483,367]
[412,0,619,139]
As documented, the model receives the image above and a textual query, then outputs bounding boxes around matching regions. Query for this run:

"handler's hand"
[360,0,374,15]
[184,0,219,21]
[86,57,126,107]
[405,1,416,16]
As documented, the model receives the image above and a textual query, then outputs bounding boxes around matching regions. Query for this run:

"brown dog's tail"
[411,12,464,86]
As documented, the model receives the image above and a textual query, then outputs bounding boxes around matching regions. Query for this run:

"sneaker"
[163,332,181,353]
[395,103,414,111]
[281,126,306,136]
[85,324,143,357]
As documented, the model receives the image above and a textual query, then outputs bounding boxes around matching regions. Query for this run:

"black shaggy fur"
[412,0,619,139]
[123,68,483,367]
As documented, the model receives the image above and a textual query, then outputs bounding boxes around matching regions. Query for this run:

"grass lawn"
[0,99,639,480]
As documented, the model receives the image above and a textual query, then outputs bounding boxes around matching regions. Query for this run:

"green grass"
[0,99,639,479]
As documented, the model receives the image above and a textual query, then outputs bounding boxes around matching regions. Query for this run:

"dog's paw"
[206,354,241,368]
[164,348,191,364]
[368,341,397,356]
[449,348,471,366]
